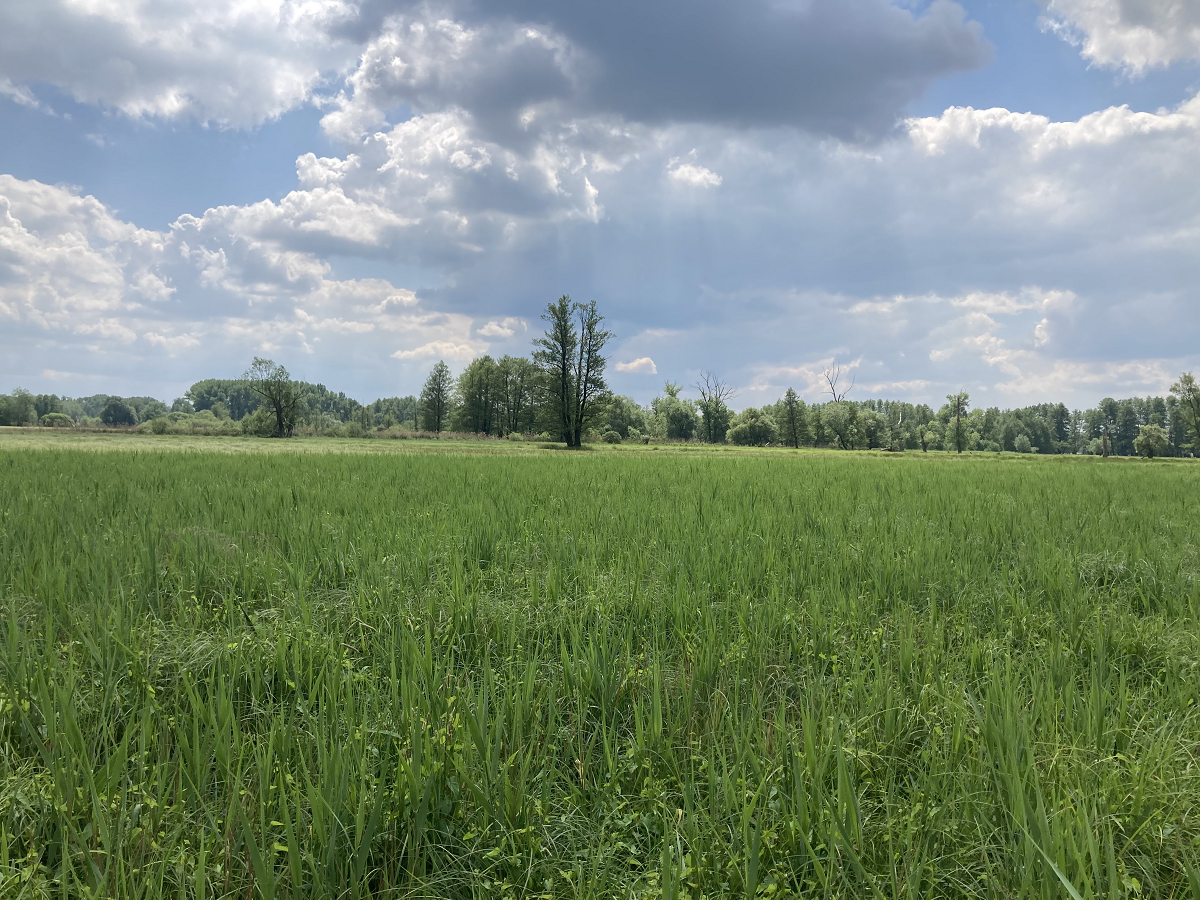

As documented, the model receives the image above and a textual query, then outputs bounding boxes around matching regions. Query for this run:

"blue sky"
[1,0,1197,409]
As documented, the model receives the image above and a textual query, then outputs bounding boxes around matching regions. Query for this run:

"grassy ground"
[1,436,1198,898]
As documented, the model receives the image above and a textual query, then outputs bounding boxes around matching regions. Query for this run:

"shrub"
[507,432,523,441]
[150,417,169,434]
[100,398,137,427]
[39,412,75,428]
[1014,434,1032,454]
[602,430,622,444]
[728,408,779,446]
[241,406,278,437]
[1134,423,1170,459]
[344,421,365,438]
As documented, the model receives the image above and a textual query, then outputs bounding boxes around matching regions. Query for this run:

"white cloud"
[0,0,361,126]
[477,317,525,337]
[667,160,723,187]
[616,357,658,374]
[392,340,481,361]
[1041,0,1200,71]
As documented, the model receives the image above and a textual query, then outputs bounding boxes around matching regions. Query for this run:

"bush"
[1014,434,1032,454]
[344,421,365,438]
[150,417,169,434]
[100,398,137,426]
[1134,423,1170,459]
[727,408,779,446]
[602,430,622,444]
[507,432,523,441]
[39,412,75,428]
[241,406,278,437]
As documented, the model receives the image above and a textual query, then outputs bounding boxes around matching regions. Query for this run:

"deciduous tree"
[1171,372,1200,450]
[533,296,612,447]
[695,371,736,444]
[244,358,299,437]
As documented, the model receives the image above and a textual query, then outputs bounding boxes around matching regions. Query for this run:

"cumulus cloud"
[616,357,657,374]
[322,1,989,142]
[1041,0,1200,71]
[0,0,363,126]
[1,2,1197,408]
[477,317,525,337]
[392,339,480,361]
[667,160,722,188]
[0,174,492,394]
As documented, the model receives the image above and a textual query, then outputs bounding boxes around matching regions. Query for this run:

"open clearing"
[2,436,1199,898]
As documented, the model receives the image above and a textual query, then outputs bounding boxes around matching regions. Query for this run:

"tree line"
[3,297,1199,456]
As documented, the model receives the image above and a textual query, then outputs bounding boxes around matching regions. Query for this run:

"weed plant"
[1,446,1199,898]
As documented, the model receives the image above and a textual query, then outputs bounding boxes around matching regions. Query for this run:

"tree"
[532,296,612,447]
[1171,373,1200,451]
[823,363,854,402]
[821,402,859,450]
[419,360,453,433]
[0,388,36,426]
[778,387,808,448]
[727,408,779,446]
[600,395,647,439]
[496,355,537,436]
[101,397,137,426]
[1134,423,1170,459]
[245,358,299,437]
[453,356,499,434]
[695,371,737,444]
[945,391,970,453]
[650,383,698,441]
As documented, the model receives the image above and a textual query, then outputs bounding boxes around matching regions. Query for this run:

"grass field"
[2,435,1199,898]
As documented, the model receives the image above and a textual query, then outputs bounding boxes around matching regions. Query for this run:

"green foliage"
[0,389,35,426]
[38,412,74,428]
[650,382,698,441]
[1172,373,1200,450]
[240,405,279,437]
[100,397,137,426]
[821,401,859,450]
[1014,433,1033,454]
[419,360,453,433]
[452,356,500,434]
[726,406,778,445]
[2,445,1200,898]
[602,430,622,444]
[1134,423,1170,458]
[600,395,647,439]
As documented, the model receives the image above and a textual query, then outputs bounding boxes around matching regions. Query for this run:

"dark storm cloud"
[347,0,991,138]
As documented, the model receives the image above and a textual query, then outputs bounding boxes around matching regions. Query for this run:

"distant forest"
[2,296,1198,457]
[3,374,1196,457]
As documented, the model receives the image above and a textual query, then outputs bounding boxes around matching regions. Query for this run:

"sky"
[1,0,1198,410]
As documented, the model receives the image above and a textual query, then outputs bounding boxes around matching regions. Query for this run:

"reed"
[1,443,1198,898]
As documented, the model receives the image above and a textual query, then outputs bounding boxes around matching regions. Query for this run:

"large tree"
[419,360,453,433]
[533,296,612,447]
[1171,372,1200,451]
[245,358,299,437]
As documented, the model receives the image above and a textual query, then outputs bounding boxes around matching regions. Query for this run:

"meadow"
[1,435,1199,898]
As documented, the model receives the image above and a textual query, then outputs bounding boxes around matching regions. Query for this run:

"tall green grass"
[1,446,1199,898]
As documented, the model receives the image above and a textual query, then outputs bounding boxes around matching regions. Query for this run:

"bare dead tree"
[695,371,737,443]
[823,363,854,403]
